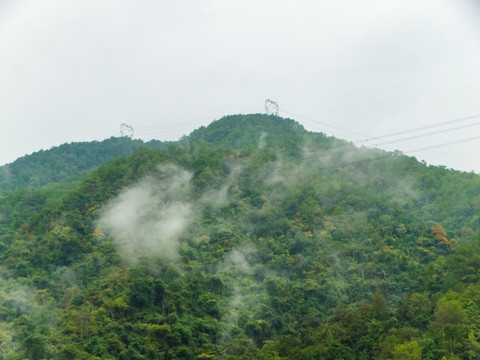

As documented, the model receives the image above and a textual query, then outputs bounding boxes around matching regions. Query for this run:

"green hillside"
[1,114,480,359]
[0,137,171,194]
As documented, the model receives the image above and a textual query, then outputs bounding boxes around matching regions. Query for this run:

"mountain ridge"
[0,136,171,194]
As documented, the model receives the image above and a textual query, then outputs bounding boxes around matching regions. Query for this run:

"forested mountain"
[1,114,480,359]
[0,137,171,194]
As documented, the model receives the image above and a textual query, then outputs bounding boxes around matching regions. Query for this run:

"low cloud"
[98,165,193,264]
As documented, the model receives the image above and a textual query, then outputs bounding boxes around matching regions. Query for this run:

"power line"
[279,81,480,137]
[280,109,369,138]
[119,104,480,171]
[320,132,480,173]
[280,108,480,169]
[281,107,480,151]
[372,118,480,148]
[405,134,480,154]
[279,108,451,165]
[356,114,480,145]
[133,106,264,137]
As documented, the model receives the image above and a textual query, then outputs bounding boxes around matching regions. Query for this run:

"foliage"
[0,137,170,194]
[0,114,480,358]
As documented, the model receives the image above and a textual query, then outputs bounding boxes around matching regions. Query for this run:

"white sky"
[1,0,480,171]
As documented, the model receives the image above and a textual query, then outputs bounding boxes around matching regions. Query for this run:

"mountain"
[0,137,171,194]
[0,114,480,359]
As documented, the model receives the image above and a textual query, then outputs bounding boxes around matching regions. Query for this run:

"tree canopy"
[1,114,480,359]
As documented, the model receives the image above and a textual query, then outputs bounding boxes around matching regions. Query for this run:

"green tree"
[392,340,421,360]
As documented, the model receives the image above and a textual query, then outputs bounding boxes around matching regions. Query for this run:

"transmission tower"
[265,99,279,116]
[120,123,134,138]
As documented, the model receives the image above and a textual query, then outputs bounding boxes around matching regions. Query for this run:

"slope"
[0,137,171,194]
[0,114,480,359]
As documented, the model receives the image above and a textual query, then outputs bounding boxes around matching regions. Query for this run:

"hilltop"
[0,137,171,194]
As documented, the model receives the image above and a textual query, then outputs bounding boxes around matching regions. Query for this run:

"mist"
[98,165,194,264]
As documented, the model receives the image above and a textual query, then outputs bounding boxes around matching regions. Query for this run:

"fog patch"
[99,165,194,265]
[258,132,267,149]
[0,281,35,357]
[217,248,261,343]
[204,163,243,205]
[229,249,250,274]
[389,175,420,205]
[0,165,11,182]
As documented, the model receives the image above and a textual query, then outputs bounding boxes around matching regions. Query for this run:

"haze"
[1,0,480,171]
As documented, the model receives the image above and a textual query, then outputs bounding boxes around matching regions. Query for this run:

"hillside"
[1,114,480,359]
[0,137,171,194]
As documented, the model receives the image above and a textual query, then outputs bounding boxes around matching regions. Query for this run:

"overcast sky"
[1,0,480,171]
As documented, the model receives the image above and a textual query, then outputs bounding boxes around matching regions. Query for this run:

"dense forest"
[0,137,170,194]
[1,114,480,359]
